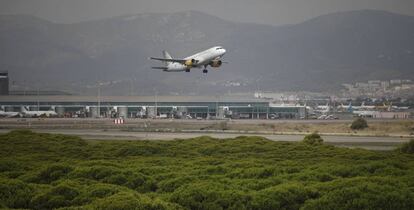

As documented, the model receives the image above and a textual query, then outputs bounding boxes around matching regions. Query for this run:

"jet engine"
[209,60,222,68]
[184,59,197,67]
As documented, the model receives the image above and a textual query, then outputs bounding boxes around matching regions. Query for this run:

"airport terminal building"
[0,95,306,119]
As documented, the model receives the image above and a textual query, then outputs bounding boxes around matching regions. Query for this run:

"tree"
[350,118,368,130]
[303,132,323,145]
[399,139,414,154]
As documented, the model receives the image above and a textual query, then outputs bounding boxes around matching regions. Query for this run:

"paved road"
[0,128,408,150]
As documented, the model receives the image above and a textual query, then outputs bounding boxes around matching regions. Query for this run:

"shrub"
[158,176,196,192]
[303,132,324,145]
[85,184,121,199]
[70,166,156,192]
[302,181,414,210]
[6,129,35,136]
[0,160,19,173]
[116,145,163,156]
[351,117,368,130]
[70,166,120,181]
[89,192,176,210]
[126,173,157,192]
[0,178,33,209]
[399,139,414,154]
[31,181,81,210]
[31,164,73,184]
[252,183,316,210]
[170,182,251,210]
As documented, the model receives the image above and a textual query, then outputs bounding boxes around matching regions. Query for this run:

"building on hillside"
[0,71,9,95]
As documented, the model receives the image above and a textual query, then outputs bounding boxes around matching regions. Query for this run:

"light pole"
[215,95,219,118]
[37,85,40,111]
[97,82,101,118]
[154,88,158,118]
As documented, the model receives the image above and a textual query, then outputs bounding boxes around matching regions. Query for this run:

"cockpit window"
[216,47,223,50]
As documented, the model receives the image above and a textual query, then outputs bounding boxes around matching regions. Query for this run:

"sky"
[0,0,414,26]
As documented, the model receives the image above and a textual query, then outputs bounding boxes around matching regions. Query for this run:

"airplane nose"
[222,49,226,54]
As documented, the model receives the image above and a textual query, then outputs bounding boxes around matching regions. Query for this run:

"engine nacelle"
[209,60,222,68]
[184,59,197,68]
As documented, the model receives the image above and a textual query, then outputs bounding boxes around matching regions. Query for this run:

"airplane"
[316,103,330,110]
[337,102,352,112]
[353,110,377,118]
[384,102,410,111]
[360,102,376,110]
[20,106,57,117]
[347,102,364,111]
[338,102,374,112]
[314,103,331,114]
[392,105,410,110]
[149,46,226,73]
[0,109,20,118]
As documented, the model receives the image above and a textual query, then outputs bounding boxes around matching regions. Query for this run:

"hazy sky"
[1,0,414,25]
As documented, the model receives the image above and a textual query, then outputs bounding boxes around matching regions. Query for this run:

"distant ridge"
[0,10,413,94]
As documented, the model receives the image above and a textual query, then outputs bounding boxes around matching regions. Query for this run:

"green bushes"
[0,178,34,209]
[28,164,73,184]
[399,139,414,154]
[1,130,414,210]
[228,167,277,179]
[89,191,179,210]
[0,160,20,173]
[84,183,121,199]
[302,179,414,210]
[158,176,196,192]
[71,166,120,181]
[351,117,368,130]
[116,144,164,156]
[170,182,251,210]
[302,132,324,145]
[31,181,81,210]
[252,183,317,210]
[70,166,157,192]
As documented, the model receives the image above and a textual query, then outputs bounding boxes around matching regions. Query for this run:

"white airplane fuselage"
[0,111,20,117]
[151,46,226,73]
[20,107,57,117]
[22,111,57,117]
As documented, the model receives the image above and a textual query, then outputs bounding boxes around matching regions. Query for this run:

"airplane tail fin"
[163,51,172,59]
[21,106,28,112]
[162,50,172,66]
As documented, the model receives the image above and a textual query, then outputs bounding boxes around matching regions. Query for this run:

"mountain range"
[1,10,413,95]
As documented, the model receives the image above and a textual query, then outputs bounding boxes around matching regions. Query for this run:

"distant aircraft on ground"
[337,102,410,112]
[0,109,20,118]
[338,102,375,112]
[150,46,226,73]
[315,103,330,114]
[20,106,57,117]
[359,102,376,109]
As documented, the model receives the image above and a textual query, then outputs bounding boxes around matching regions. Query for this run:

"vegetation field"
[1,130,414,210]
[2,119,414,137]
[223,120,414,136]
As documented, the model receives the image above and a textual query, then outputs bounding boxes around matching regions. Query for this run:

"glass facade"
[0,100,305,119]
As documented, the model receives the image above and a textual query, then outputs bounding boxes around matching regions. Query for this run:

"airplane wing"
[151,67,169,70]
[152,67,185,72]
[149,57,187,64]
